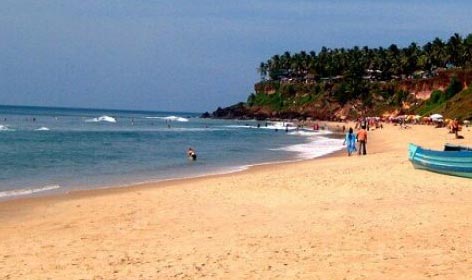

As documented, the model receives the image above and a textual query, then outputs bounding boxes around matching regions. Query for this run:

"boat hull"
[409,143,472,178]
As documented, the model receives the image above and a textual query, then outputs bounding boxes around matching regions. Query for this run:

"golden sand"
[1,123,471,279]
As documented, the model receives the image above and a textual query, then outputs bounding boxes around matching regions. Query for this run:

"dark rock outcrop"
[200,111,211,118]
[210,103,252,119]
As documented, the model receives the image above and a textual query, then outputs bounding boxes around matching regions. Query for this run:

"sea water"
[0,105,344,200]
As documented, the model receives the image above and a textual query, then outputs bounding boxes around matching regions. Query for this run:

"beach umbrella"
[430,113,443,120]
[463,120,470,124]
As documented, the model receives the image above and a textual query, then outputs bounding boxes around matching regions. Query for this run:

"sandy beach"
[1,123,472,279]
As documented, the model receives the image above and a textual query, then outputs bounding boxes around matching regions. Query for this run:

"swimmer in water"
[187,147,197,160]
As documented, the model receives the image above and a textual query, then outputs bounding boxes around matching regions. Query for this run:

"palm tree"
[463,33,472,67]
[268,55,281,80]
[447,33,463,67]
[420,42,434,71]
[257,62,267,81]
[431,37,447,68]
[281,51,292,76]
[258,32,471,85]
[403,42,420,76]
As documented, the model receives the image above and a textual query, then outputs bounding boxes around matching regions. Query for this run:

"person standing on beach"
[343,127,357,156]
[356,126,367,155]
[451,118,460,138]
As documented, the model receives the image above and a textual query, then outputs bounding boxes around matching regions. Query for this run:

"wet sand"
[1,123,472,279]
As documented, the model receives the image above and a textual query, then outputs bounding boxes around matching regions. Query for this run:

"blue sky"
[1,1,471,112]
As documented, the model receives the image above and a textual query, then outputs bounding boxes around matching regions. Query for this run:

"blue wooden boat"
[408,143,472,178]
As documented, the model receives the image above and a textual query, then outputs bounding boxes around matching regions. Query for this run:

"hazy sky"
[1,1,471,112]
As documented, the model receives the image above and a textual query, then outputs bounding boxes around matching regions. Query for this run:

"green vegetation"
[417,77,464,116]
[209,33,472,120]
[248,92,283,110]
[247,33,472,120]
[258,33,472,84]
[416,79,470,119]
[444,76,463,100]
[417,90,444,116]
[444,87,472,120]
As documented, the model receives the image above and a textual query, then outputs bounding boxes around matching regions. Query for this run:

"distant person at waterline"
[187,147,197,161]
[357,126,368,155]
[343,127,357,156]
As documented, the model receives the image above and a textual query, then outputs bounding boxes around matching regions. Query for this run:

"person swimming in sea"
[187,147,197,160]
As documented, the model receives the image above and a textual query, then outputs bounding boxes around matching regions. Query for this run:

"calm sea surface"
[0,105,343,200]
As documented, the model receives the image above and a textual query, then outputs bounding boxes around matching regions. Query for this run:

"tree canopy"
[257,33,472,82]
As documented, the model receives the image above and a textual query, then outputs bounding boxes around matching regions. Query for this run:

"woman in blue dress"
[343,127,357,156]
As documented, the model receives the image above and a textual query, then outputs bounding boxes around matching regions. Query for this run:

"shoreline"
[0,137,347,209]
[0,125,346,204]
[2,122,472,279]
[0,120,461,210]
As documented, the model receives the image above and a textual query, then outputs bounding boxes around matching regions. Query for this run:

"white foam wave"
[85,115,117,123]
[223,125,257,129]
[0,125,14,131]
[263,121,296,130]
[0,185,61,198]
[170,128,222,132]
[287,129,332,136]
[223,124,298,130]
[35,127,50,131]
[287,130,318,136]
[223,124,335,135]
[261,125,297,131]
[145,116,189,122]
[272,137,344,159]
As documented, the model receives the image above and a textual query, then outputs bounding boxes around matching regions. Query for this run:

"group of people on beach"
[343,125,368,156]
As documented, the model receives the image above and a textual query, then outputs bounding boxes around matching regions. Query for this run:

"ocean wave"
[222,125,257,129]
[85,115,117,123]
[223,124,334,135]
[223,124,298,130]
[145,116,189,122]
[287,129,332,136]
[35,127,50,131]
[170,127,223,132]
[0,125,14,131]
[0,185,61,198]
[272,137,344,159]
[287,130,318,136]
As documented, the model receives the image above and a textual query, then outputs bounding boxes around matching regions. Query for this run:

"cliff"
[205,68,472,120]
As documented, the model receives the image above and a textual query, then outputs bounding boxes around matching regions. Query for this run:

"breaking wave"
[272,137,344,159]
[0,185,61,198]
[85,115,117,123]
[287,129,332,136]
[145,116,189,122]
[0,125,14,131]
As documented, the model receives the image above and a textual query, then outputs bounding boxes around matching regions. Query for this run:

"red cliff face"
[254,81,277,95]
[209,69,472,120]
[398,69,472,100]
